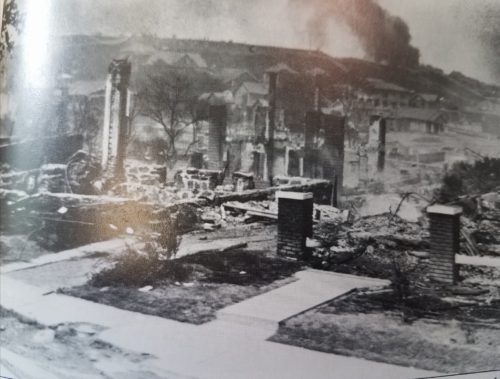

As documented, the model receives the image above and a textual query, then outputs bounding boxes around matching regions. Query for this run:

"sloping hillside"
[36,35,500,108]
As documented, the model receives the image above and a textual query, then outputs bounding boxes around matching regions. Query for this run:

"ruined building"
[101,58,132,178]
[196,66,346,204]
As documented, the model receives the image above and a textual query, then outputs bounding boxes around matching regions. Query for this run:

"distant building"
[234,81,268,108]
[216,68,258,91]
[409,93,443,108]
[360,78,413,108]
[146,51,208,69]
[387,108,446,134]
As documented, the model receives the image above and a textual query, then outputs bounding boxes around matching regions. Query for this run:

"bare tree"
[138,70,196,167]
[136,61,225,167]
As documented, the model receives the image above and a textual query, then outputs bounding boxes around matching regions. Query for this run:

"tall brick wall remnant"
[277,191,313,259]
[266,72,278,185]
[427,205,462,284]
[322,114,345,206]
[101,58,132,177]
[207,105,227,170]
[369,116,387,172]
[303,111,321,179]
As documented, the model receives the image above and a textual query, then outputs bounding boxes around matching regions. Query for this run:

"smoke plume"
[292,0,420,68]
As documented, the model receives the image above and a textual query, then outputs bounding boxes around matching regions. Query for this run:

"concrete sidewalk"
[218,270,388,329]
[0,237,138,275]
[0,270,436,379]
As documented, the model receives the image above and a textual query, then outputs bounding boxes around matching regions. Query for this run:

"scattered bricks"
[277,191,313,259]
[427,205,463,284]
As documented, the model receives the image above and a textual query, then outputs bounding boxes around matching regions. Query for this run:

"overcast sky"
[18,0,500,83]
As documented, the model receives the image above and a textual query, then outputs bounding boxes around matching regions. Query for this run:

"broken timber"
[461,228,480,256]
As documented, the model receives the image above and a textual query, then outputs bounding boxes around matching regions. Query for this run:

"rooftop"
[392,107,444,122]
[366,78,411,93]
[237,81,268,96]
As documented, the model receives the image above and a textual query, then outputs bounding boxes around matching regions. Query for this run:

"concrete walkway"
[0,237,138,275]
[218,270,388,329]
[0,270,436,379]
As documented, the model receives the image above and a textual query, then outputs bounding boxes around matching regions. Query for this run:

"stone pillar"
[207,105,227,170]
[101,58,132,178]
[323,114,345,207]
[427,205,462,284]
[277,191,313,259]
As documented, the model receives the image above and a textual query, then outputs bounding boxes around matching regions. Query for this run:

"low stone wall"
[216,179,333,206]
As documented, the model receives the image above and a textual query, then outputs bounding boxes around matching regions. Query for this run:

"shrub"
[438,158,500,202]
[91,212,187,287]
[91,245,191,288]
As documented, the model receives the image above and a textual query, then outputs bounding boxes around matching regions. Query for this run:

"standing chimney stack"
[101,58,132,179]
[369,116,387,172]
[266,72,278,185]
[207,105,227,171]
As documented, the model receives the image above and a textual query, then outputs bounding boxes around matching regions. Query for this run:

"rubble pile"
[2,192,157,249]
[466,211,500,256]
[458,191,500,256]
[112,163,228,203]
[311,214,430,278]
[0,164,69,194]
[219,199,348,226]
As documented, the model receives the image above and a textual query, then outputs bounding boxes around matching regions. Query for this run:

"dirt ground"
[271,278,500,374]
[0,308,168,379]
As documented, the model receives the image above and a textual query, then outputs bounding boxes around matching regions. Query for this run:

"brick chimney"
[303,111,321,179]
[266,72,278,185]
[323,114,345,206]
[207,105,227,170]
[101,58,132,178]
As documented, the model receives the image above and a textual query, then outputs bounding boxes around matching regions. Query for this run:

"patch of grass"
[63,279,294,324]
[62,247,303,324]
[178,249,301,285]
[270,289,500,373]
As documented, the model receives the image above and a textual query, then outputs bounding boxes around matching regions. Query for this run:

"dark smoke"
[292,0,420,68]
[477,4,500,83]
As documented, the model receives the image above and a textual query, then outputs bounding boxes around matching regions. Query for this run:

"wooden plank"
[247,210,278,220]
[461,228,480,256]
